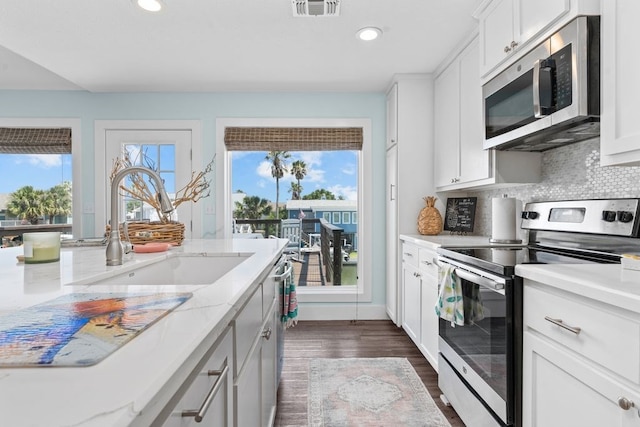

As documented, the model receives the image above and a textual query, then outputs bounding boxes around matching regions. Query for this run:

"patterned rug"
[308,357,452,427]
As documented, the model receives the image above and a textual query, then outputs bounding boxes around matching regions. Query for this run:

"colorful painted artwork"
[0,292,192,367]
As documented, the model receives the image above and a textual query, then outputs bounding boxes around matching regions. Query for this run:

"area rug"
[308,357,452,427]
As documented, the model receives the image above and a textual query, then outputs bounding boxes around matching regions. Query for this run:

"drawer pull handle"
[544,316,581,335]
[618,397,635,410]
[404,252,414,257]
[182,361,229,422]
[421,260,433,266]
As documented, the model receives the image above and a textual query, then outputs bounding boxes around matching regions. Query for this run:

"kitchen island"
[0,238,287,427]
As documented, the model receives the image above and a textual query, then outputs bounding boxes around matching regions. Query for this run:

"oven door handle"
[454,268,505,291]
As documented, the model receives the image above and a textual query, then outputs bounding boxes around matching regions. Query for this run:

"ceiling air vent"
[292,0,341,17]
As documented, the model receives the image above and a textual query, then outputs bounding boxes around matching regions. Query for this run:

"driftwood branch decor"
[110,150,215,224]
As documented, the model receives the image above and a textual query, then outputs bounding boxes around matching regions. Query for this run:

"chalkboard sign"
[444,197,477,233]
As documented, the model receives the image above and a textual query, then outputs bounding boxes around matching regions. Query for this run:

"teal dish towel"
[282,272,298,328]
[435,264,464,327]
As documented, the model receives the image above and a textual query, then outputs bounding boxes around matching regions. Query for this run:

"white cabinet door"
[236,338,261,427]
[434,60,460,188]
[386,146,399,325]
[261,303,278,427]
[458,37,489,184]
[386,83,398,149]
[420,277,438,370]
[402,262,421,344]
[523,331,640,427]
[162,328,234,427]
[479,0,515,75]
[517,0,570,42]
[600,0,640,166]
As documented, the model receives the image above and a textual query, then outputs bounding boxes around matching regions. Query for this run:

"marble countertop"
[516,263,640,315]
[0,238,287,427]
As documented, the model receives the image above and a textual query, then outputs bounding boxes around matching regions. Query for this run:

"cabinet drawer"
[401,243,419,268]
[234,285,263,375]
[162,327,233,426]
[418,248,438,278]
[524,285,640,383]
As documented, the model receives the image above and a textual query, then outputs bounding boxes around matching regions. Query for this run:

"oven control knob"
[522,211,539,220]
[617,211,634,223]
[602,210,617,222]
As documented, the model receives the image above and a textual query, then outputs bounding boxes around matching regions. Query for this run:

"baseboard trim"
[297,303,389,321]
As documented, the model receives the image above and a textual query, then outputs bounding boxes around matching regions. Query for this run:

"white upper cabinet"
[477,0,599,80]
[600,0,640,166]
[386,83,398,149]
[434,35,541,191]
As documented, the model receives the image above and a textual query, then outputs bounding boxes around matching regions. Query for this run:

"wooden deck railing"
[234,217,345,285]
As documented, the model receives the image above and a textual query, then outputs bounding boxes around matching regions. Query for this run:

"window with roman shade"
[224,127,363,151]
[0,127,72,154]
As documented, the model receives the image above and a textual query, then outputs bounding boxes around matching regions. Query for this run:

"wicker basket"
[106,221,185,246]
[417,196,443,235]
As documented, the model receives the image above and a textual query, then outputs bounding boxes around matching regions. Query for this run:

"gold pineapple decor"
[417,196,443,235]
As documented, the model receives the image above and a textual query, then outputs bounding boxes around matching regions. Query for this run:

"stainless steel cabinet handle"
[544,316,582,335]
[504,45,511,53]
[510,40,518,49]
[262,327,272,340]
[182,361,229,422]
[421,260,432,266]
[390,184,396,201]
[404,252,414,257]
[618,397,635,410]
[412,272,421,278]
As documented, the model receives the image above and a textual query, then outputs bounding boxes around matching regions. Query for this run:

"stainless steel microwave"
[483,16,600,151]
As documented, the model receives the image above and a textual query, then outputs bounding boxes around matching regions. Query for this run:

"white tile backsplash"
[450,138,640,239]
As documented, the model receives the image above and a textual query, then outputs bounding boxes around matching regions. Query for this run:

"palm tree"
[290,160,307,197]
[265,151,290,219]
[42,182,72,224]
[234,195,273,219]
[7,186,44,224]
[288,182,302,200]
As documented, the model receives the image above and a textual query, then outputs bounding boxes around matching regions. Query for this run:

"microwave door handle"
[533,58,556,118]
[453,268,505,292]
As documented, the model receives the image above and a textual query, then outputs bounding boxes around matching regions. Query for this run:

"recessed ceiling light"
[356,27,382,41]
[136,0,163,12]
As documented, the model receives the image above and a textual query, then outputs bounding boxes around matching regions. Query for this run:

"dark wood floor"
[274,320,465,427]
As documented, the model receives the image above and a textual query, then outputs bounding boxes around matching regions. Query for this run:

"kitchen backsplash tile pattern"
[457,138,640,240]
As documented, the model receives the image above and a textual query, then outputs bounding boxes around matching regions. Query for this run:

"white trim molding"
[94,120,203,238]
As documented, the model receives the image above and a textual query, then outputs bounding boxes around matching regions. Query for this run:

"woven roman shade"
[0,127,72,154]
[224,127,363,151]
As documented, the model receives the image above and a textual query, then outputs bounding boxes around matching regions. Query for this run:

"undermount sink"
[90,254,250,286]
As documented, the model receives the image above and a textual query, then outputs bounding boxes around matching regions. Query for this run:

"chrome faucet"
[106,166,174,266]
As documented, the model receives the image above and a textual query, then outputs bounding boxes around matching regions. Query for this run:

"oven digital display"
[548,207,586,223]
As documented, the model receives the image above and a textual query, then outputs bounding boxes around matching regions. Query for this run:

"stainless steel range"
[436,198,640,427]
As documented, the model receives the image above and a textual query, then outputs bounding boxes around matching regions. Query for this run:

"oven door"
[438,257,515,425]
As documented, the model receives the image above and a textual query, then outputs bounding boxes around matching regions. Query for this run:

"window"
[216,117,372,304]
[0,118,82,235]
[342,212,350,224]
[332,212,341,224]
[323,212,331,222]
[352,212,358,224]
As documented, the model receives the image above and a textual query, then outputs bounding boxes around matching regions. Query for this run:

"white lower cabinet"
[161,326,234,427]
[417,247,439,371]
[400,241,439,372]
[522,281,640,427]
[234,282,278,427]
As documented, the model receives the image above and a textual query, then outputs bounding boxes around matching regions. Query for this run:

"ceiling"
[0,0,480,93]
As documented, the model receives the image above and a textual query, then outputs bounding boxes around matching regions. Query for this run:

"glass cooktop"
[437,245,621,276]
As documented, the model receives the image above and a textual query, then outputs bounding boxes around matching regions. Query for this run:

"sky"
[231,151,358,202]
[0,154,72,194]
[0,150,359,203]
